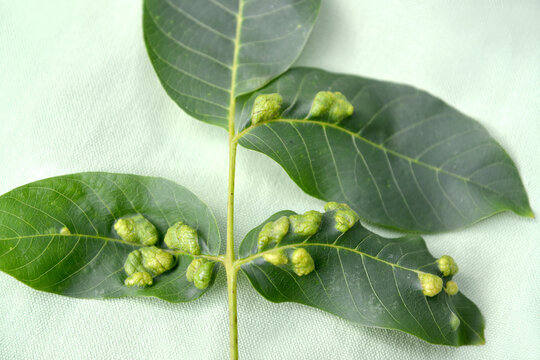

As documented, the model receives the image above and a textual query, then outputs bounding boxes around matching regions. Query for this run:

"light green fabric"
[1,0,538,358]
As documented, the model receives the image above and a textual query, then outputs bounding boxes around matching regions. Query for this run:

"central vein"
[224,1,245,360]
[234,118,511,199]
[234,242,429,274]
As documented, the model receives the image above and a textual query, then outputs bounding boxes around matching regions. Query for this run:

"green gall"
[444,280,459,296]
[289,210,322,236]
[124,249,146,276]
[186,258,207,282]
[257,216,289,250]
[291,248,315,276]
[324,202,348,212]
[164,221,201,255]
[193,261,214,290]
[124,247,175,281]
[59,226,71,235]
[251,93,283,124]
[139,246,175,276]
[334,209,360,232]
[325,202,359,232]
[437,255,459,277]
[449,313,460,331]
[418,272,443,297]
[114,214,158,246]
[308,91,354,123]
[124,271,153,287]
[262,249,288,266]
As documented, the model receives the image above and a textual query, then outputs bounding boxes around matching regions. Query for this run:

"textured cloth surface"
[0,0,539,359]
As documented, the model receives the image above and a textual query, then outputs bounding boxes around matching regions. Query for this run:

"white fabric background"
[0,0,538,359]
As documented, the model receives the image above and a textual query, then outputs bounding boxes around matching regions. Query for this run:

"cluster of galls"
[114,215,213,289]
[250,90,354,125]
[257,202,360,277]
[418,255,460,297]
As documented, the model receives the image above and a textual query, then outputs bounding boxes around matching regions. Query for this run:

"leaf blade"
[143,0,321,129]
[236,68,532,232]
[0,172,221,303]
[239,210,485,346]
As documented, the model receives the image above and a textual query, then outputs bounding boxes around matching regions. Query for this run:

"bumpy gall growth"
[437,255,459,277]
[449,313,461,331]
[444,280,459,295]
[289,210,322,236]
[59,226,71,235]
[418,272,443,297]
[334,210,360,232]
[291,248,315,276]
[124,271,153,288]
[164,221,201,255]
[257,216,289,250]
[124,249,146,275]
[308,91,354,123]
[193,261,214,290]
[114,214,158,246]
[186,258,207,282]
[251,93,283,124]
[324,202,360,232]
[124,247,175,282]
[324,202,345,212]
[262,249,289,266]
[139,246,175,276]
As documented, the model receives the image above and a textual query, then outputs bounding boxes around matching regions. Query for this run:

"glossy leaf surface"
[0,173,221,302]
[239,210,485,346]
[236,68,533,232]
[143,0,321,128]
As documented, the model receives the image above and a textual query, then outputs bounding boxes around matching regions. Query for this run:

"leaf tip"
[515,206,535,219]
[471,334,486,346]
[515,201,534,219]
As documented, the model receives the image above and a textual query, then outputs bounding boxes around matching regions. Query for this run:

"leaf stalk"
[225,138,239,359]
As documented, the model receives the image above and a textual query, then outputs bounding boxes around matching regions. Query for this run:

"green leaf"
[0,173,221,303]
[238,210,485,346]
[236,67,533,232]
[143,0,321,129]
